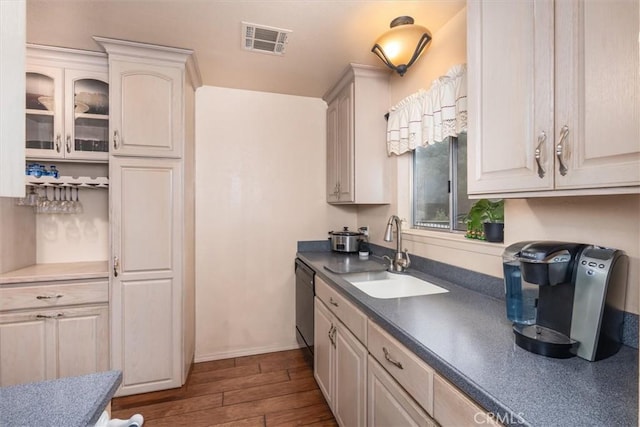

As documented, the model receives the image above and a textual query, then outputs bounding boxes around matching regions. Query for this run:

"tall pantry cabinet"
[94,37,200,396]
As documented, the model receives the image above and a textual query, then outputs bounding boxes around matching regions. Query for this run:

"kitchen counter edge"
[0,261,109,285]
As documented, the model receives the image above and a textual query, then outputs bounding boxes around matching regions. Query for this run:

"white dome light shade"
[372,16,432,76]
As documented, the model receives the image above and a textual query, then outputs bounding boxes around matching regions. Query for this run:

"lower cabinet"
[314,297,367,427]
[312,275,503,426]
[0,304,109,387]
[368,355,437,427]
[0,278,109,387]
[434,375,502,427]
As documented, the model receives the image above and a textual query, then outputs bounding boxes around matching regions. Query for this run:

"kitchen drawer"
[315,276,367,344]
[434,374,503,427]
[368,320,434,415]
[0,280,109,312]
[368,355,437,427]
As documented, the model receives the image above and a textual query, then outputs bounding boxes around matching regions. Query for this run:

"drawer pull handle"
[36,294,63,300]
[329,297,339,307]
[36,313,64,319]
[383,347,403,369]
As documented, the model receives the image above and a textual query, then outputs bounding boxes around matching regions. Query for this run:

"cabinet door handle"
[113,256,120,277]
[55,134,62,153]
[36,294,63,300]
[534,131,546,179]
[556,125,569,176]
[36,313,64,319]
[65,135,71,153]
[328,324,336,347]
[113,130,119,150]
[331,324,337,347]
[329,297,339,307]
[383,347,404,369]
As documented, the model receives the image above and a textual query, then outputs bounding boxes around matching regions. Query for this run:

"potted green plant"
[463,200,486,240]
[481,199,504,242]
[464,199,504,242]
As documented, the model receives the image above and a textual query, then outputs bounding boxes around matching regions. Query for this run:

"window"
[412,133,472,232]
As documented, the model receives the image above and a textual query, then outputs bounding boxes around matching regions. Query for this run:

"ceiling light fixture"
[371,16,432,76]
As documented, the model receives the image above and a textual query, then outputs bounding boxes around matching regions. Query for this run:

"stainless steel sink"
[342,271,449,299]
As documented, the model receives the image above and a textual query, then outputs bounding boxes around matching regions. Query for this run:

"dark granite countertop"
[0,370,122,427]
[297,251,638,427]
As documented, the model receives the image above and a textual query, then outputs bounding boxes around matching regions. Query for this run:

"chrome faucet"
[383,215,411,272]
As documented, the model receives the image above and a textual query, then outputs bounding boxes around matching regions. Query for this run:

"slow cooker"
[328,227,364,253]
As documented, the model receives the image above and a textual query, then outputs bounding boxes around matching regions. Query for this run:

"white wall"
[195,86,357,361]
[35,163,109,264]
[507,195,640,314]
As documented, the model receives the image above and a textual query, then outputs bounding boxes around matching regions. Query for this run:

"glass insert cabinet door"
[25,67,109,161]
[68,73,109,160]
[25,69,63,157]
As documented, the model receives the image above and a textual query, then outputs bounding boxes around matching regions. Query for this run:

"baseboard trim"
[194,341,302,363]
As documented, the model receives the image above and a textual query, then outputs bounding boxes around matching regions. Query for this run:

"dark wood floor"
[111,349,337,427]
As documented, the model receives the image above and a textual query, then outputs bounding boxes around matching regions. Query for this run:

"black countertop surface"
[297,251,638,427]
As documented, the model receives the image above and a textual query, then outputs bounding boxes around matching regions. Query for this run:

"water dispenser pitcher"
[502,242,537,325]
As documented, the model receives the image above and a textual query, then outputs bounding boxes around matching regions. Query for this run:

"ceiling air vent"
[242,22,291,55]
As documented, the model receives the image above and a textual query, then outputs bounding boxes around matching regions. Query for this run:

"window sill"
[402,228,506,257]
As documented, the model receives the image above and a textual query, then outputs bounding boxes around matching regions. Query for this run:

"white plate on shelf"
[75,102,89,114]
[37,96,54,111]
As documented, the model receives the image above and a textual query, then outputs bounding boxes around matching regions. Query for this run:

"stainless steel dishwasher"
[295,258,315,365]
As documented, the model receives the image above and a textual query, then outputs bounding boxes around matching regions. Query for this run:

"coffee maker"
[504,241,628,361]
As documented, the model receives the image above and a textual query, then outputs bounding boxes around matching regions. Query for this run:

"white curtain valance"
[386,64,467,156]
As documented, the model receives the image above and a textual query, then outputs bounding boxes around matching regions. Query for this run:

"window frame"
[411,134,467,233]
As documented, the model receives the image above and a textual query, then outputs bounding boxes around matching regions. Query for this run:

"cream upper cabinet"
[95,37,194,158]
[324,64,390,204]
[326,87,354,203]
[26,45,109,162]
[467,0,640,197]
[0,0,25,197]
[108,61,182,157]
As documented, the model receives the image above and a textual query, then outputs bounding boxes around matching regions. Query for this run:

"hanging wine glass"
[73,187,83,214]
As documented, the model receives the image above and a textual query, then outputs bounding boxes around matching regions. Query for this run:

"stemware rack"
[25,175,109,188]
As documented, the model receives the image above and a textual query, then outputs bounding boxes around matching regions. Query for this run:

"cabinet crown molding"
[323,63,389,104]
[92,36,202,89]
[26,43,107,69]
